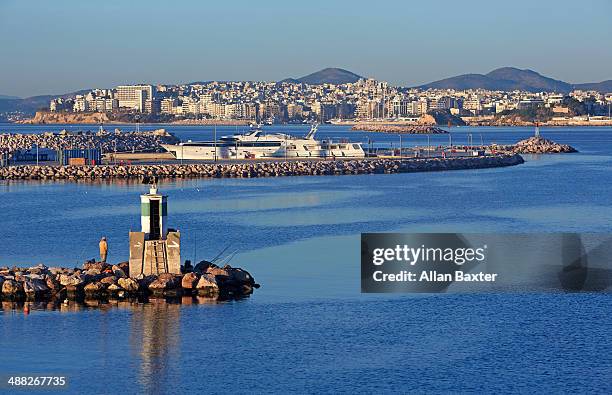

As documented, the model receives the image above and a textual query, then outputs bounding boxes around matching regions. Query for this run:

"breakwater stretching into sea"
[0,155,524,180]
[0,261,258,302]
[0,129,178,153]
[351,124,448,134]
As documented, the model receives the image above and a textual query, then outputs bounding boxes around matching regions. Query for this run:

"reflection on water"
[0,296,249,394]
[130,300,181,393]
[0,294,246,314]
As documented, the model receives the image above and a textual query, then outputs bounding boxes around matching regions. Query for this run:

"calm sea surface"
[1,124,611,394]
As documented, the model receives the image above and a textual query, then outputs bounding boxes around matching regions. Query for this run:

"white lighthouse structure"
[129,179,181,277]
[140,185,167,240]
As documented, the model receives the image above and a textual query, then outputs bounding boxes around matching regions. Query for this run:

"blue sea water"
[0,125,611,394]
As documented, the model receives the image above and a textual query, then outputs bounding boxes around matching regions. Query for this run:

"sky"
[1,0,611,97]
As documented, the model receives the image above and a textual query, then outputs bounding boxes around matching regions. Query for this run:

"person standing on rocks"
[99,237,108,263]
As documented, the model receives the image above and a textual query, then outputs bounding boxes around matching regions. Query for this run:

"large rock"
[116,261,129,273]
[84,268,102,276]
[196,274,219,295]
[46,276,61,292]
[83,261,107,271]
[100,275,118,285]
[23,279,49,295]
[226,267,255,285]
[2,279,24,296]
[107,283,122,293]
[148,274,180,293]
[112,265,127,278]
[118,277,139,292]
[193,260,214,274]
[28,264,49,275]
[59,273,84,286]
[181,272,199,289]
[84,282,106,295]
[206,266,229,278]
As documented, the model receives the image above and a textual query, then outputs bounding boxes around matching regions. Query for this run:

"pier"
[0,261,258,302]
[0,182,259,302]
[0,155,525,181]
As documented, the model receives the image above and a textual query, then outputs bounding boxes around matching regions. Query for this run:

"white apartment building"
[73,96,89,112]
[463,96,482,114]
[116,85,154,112]
[160,98,178,114]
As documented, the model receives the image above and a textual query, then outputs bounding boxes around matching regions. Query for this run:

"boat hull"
[162,142,365,160]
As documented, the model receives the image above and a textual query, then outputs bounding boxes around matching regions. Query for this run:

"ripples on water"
[2,294,610,393]
[1,126,611,393]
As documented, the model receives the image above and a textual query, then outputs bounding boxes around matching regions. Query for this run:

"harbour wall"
[0,261,258,302]
[0,155,525,181]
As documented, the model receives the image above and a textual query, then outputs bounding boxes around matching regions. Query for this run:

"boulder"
[181,272,199,289]
[83,261,106,271]
[112,265,127,278]
[116,261,129,273]
[196,274,219,295]
[46,276,61,292]
[59,273,84,286]
[58,274,71,286]
[100,275,118,285]
[2,279,24,296]
[207,266,229,278]
[148,274,180,293]
[84,282,106,295]
[226,267,254,285]
[193,260,214,274]
[84,268,102,276]
[136,275,157,289]
[107,283,122,293]
[28,264,49,275]
[118,277,139,293]
[23,279,49,294]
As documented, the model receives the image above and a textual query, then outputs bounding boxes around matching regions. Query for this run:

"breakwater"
[351,124,448,134]
[0,129,178,153]
[0,261,258,302]
[0,155,524,180]
[507,136,577,153]
[460,136,578,154]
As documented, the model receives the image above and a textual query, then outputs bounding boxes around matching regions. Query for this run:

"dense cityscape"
[45,78,612,125]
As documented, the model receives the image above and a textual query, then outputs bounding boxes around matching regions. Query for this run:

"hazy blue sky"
[1,0,611,97]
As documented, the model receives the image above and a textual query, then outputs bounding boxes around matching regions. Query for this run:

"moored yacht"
[161,124,365,160]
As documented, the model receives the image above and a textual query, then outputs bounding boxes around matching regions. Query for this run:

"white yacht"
[161,124,365,160]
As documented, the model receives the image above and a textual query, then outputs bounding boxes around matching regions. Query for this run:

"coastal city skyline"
[2,2,612,393]
[31,67,610,127]
[1,0,611,97]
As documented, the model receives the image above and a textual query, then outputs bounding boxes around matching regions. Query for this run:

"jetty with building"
[0,181,259,303]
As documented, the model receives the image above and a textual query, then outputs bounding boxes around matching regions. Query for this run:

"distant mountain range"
[2,67,610,118]
[0,90,89,117]
[417,67,612,93]
[282,68,362,85]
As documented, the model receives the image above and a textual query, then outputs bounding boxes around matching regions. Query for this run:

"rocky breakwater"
[0,155,524,181]
[509,136,578,154]
[0,129,178,154]
[351,124,448,134]
[0,261,258,302]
